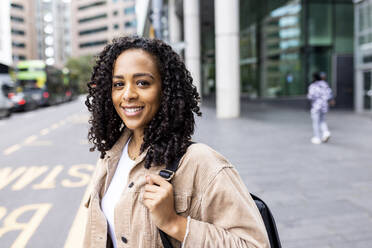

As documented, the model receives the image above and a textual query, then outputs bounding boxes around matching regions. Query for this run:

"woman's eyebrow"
[112,73,154,80]
[113,75,124,80]
[133,73,154,79]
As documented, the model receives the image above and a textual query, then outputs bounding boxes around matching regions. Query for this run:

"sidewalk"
[194,102,372,248]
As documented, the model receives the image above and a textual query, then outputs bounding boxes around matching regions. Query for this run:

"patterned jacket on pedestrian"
[307,80,333,114]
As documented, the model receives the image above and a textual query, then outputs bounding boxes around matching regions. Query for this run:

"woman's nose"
[123,84,138,101]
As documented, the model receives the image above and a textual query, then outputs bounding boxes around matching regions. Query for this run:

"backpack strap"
[158,142,195,181]
[250,193,282,248]
[158,142,195,248]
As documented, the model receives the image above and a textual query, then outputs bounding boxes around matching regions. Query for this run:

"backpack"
[158,144,282,248]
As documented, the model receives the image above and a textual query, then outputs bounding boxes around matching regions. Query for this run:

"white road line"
[23,135,38,145]
[63,185,90,248]
[40,128,50,136]
[3,144,21,155]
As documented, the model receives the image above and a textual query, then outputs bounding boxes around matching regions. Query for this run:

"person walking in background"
[307,72,333,144]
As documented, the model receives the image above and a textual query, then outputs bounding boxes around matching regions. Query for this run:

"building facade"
[354,0,372,113]
[139,0,355,117]
[71,0,137,57]
[35,0,72,68]
[0,0,12,67]
[9,0,71,68]
[10,0,38,63]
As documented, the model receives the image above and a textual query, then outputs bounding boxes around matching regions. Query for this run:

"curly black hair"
[85,36,201,169]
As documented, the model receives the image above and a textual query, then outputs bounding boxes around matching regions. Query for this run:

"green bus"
[15,60,76,107]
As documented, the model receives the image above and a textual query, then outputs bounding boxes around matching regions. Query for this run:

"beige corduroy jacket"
[82,129,270,248]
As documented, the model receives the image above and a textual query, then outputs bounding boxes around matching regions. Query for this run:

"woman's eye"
[113,82,124,87]
[137,80,150,87]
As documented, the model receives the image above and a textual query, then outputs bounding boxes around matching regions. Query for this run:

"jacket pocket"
[174,194,191,214]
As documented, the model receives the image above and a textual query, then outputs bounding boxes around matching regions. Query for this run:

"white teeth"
[124,107,143,113]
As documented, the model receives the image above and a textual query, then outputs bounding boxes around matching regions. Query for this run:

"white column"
[168,0,181,45]
[355,69,363,113]
[215,0,240,118]
[183,0,201,95]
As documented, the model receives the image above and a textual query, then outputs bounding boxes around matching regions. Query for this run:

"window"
[124,20,136,28]
[124,6,135,15]
[113,24,119,29]
[79,40,108,48]
[11,3,24,10]
[11,29,25,35]
[78,1,106,10]
[13,55,26,60]
[113,10,118,16]
[78,14,107,23]
[10,16,24,23]
[12,42,26,48]
[79,26,108,36]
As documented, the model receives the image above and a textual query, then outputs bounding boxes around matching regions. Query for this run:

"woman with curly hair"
[84,36,269,248]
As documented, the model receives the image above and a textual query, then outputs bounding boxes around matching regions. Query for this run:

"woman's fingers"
[144,184,160,193]
[143,191,157,200]
[146,174,170,188]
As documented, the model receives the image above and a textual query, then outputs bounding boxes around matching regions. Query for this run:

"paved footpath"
[194,102,372,248]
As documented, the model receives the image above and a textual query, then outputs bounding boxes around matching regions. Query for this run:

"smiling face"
[112,49,162,135]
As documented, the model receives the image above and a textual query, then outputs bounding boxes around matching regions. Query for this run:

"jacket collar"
[105,128,149,164]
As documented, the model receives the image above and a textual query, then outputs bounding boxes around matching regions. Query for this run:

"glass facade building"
[141,0,355,112]
[238,0,354,101]
[355,0,372,112]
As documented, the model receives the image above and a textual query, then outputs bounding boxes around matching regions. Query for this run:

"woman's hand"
[143,174,187,242]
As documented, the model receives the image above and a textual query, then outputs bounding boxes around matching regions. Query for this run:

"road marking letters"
[0,164,95,191]
[0,204,52,248]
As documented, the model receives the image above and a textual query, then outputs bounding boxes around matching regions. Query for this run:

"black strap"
[158,142,195,248]
[250,193,282,248]
[159,229,173,248]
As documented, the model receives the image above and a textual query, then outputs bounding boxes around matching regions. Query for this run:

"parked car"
[10,87,41,112]
[0,80,14,118]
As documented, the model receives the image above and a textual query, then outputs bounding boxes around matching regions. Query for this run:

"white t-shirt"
[101,138,135,248]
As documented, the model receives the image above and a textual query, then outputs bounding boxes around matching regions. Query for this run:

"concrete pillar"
[183,0,201,95]
[355,69,363,113]
[215,0,240,118]
[168,0,181,45]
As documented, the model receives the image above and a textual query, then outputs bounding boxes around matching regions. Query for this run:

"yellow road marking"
[0,203,52,248]
[23,135,38,145]
[79,140,88,145]
[3,144,21,155]
[51,123,59,130]
[40,128,50,136]
[33,165,64,189]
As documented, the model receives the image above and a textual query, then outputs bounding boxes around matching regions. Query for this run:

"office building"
[10,0,38,63]
[71,0,137,57]
[35,0,71,68]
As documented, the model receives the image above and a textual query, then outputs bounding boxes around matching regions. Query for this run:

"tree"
[65,55,95,94]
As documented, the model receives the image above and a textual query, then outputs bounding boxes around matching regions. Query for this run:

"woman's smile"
[121,106,144,117]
